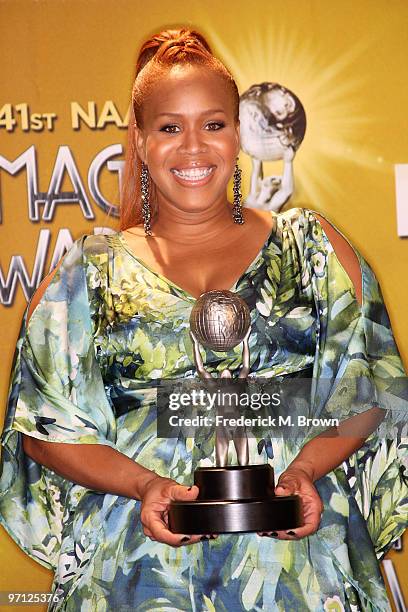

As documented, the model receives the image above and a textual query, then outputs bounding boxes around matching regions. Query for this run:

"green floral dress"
[0,208,407,612]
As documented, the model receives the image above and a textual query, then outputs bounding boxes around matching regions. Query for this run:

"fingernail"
[286,530,296,536]
[200,535,210,541]
[180,536,190,543]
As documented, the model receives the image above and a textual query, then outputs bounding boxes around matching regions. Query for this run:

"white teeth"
[172,167,214,180]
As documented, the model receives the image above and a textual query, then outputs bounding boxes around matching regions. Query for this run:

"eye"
[205,121,225,131]
[159,124,180,134]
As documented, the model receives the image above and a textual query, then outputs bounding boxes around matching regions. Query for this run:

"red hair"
[120,28,239,230]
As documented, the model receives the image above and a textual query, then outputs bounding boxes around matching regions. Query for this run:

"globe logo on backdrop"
[239,83,306,211]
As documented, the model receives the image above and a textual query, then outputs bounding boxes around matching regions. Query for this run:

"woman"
[0,28,407,612]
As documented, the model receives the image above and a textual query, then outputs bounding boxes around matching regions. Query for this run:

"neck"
[150,196,238,245]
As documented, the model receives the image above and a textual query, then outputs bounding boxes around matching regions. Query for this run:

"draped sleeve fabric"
[0,236,117,570]
[300,209,408,558]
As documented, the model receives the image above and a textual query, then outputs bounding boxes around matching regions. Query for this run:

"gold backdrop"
[1,0,407,607]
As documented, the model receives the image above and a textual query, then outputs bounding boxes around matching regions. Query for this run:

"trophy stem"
[215,433,249,467]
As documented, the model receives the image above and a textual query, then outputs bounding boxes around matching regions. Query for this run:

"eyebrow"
[156,109,227,118]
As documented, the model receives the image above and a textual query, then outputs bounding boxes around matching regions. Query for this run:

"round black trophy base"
[168,495,302,534]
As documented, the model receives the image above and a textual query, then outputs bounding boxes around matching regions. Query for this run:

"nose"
[178,127,207,155]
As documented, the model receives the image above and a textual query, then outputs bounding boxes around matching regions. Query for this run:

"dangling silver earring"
[140,161,152,236]
[232,160,244,224]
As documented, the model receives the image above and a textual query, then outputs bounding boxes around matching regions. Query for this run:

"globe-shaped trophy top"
[239,82,306,161]
[190,290,251,352]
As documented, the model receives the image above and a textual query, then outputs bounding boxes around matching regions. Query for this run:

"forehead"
[143,65,235,119]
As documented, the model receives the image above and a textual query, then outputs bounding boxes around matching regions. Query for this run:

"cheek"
[216,140,238,172]
[144,141,176,195]
[145,141,173,167]
[216,132,239,161]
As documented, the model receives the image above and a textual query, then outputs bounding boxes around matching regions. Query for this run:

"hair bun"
[135,28,212,75]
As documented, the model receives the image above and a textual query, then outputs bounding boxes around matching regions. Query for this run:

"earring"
[232,160,244,224]
[140,161,152,236]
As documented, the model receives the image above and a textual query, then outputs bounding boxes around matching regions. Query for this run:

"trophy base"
[168,495,302,534]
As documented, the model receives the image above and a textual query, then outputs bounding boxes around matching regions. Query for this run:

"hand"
[140,475,218,547]
[258,465,323,540]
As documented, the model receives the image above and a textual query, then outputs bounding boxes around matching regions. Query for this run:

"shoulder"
[26,233,115,323]
[82,232,115,258]
[27,264,61,322]
[275,207,362,306]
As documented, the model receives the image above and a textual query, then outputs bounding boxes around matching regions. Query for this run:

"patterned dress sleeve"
[0,236,117,569]
[303,208,408,558]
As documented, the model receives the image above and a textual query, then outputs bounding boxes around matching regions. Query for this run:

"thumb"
[169,484,200,502]
[275,480,296,496]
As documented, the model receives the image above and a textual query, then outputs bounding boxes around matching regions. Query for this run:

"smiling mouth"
[170,166,215,181]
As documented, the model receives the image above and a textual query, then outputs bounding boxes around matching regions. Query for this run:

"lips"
[170,165,216,185]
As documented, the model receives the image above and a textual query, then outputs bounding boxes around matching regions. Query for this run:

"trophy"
[168,290,303,534]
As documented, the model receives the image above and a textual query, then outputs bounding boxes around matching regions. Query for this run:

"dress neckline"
[116,212,277,302]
